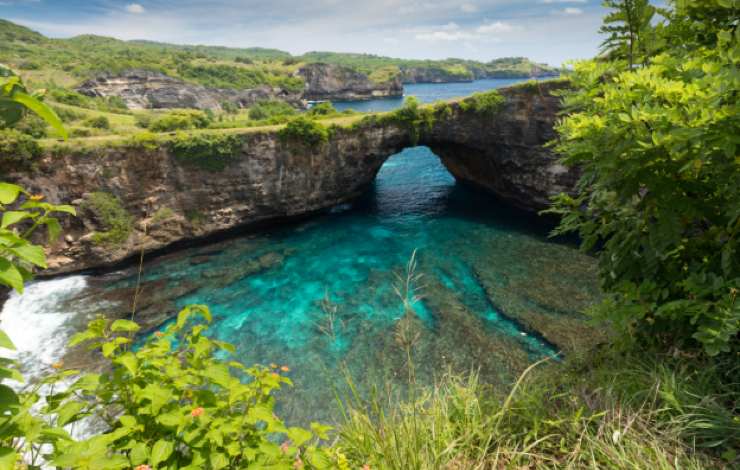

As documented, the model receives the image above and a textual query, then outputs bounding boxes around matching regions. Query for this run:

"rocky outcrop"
[9,82,574,275]
[77,70,304,111]
[298,63,403,101]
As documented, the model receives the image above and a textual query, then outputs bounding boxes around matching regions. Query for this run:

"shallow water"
[331,78,529,113]
[1,146,599,425]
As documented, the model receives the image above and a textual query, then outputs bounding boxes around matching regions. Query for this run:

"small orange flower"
[280,441,290,454]
[29,194,44,201]
[280,365,290,372]
[154,331,164,338]
[190,407,204,418]
[135,465,151,470]
[271,372,280,378]
[51,361,64,370]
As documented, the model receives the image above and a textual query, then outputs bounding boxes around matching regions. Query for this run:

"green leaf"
[44,217,62,241]
[10,91,67,140]
[9,242,46,268]
[210,452,229,470]
[130,442,149,465]
[287,427,312,447]
[1,211,31,228]
[0,384,19,414]
[150,439,174,468]
[56,400,85,426]
[0,183,23,205]
[0,329,15,351]
[0,447,17,470]
[115,352,138,376]
[110,319,140,333]
[0,258,24,293]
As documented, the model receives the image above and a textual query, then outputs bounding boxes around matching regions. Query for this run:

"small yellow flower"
[271,372,280,378]
[29,194,44,201]
[270,363,278,369]
[51,361,64,370]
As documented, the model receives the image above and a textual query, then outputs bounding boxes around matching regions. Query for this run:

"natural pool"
[1,147,600,425]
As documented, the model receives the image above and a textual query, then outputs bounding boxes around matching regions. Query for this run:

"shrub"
[548,2,740,356]
[50,88,89,107]
[69,126,93,137]
[307,102,337,117]
[15,113,48,138]
[171,132,242,171]
[390,96,434,145]
[278,116,329,147]
[0,128,42,172]
[82,191,132,246]
[149,110,211,133]
[49,306,334,469]
[84,115,110,129]
[221,100,240,115]
[151,206,176,224]
[248,100,297,121]
[134,113,153,129]
[458,89,504,116]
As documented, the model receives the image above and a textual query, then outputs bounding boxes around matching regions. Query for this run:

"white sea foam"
[0,275,89,382]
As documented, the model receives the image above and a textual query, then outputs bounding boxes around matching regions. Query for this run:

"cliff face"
[9,82,574,275]
[298,63,403,101]
[77,70,304,111]
[400,66,473,84]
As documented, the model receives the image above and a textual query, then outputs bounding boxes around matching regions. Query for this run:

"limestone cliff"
[298,63,403,101]
[77,70,304,111]
[8,82,574,275]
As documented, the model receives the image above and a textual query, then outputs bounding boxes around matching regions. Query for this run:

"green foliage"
[84,115,110,129]
[599,0,660,68]
[278,116,330,148]
[177,62,305,92]
[171,132,242,171]
[49,306,333,469]
[307,102,337,117]
[82,192,132,246]
[148,110,211,133]
[549,2,740,355]
[458,89,505,116]
[0,128,41,172]
[151,206,176,224]
[390,96,435,146]
[247,100,297,121]
[0,65,66,138]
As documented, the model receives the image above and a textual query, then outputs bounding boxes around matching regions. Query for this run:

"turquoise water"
[331,78,528,113]
[41,146,598,425]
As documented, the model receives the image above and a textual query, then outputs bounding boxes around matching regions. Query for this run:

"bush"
[221,100,240,115]
[84,115,110,129]
[247,100,296,121]
[0,128,42,172]
[171,132,242,171]
[134,113,153,129]
[458,90,504,115]
[15,113,48,138]
[48,306,334,469]
[278,116,329,147]
[69,126,93,137]
[307,102,337,117]
[149,110,211,133]
[82,191,132,246]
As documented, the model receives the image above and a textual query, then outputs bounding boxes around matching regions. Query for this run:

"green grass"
[335,347,739,469]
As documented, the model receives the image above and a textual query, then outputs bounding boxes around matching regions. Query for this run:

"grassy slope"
[0,19,558,95]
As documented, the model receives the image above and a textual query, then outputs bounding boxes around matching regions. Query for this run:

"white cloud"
[125,3,145,14]
[460,3,478,13]
[562,7,583,15]
[541,0,586,3]
[476,21,513,34]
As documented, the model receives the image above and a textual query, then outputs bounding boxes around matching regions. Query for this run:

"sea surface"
[331,77,528,112]
[1,79,598,426]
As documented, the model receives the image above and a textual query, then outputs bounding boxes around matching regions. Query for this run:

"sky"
[2,0,610,66]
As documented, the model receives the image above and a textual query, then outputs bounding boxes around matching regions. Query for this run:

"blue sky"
[3,0,609,66]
